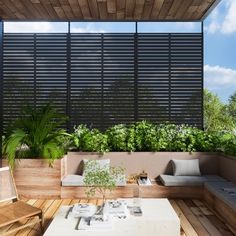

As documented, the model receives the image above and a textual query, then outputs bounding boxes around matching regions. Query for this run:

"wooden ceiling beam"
[107,0,116,14]
[133,0,145,20]
[150,0,164,19]
[78,0,91,19]
[125,0,135,19]
[88,0,99,19]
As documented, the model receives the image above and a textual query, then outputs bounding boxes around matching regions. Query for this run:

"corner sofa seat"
[159,174,227,187]
[205,181,236,211]
[61,174,127,187]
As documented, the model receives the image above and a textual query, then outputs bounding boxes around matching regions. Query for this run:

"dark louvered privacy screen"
[3,33,203,131]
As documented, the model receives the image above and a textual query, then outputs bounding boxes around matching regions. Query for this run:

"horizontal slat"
[3,33,203,130]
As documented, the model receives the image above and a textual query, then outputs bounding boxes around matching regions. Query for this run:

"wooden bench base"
[61,182,203,199]
[204,188,236,234]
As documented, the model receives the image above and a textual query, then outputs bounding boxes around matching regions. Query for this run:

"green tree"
[228,92,236,120]
[204,89,235,131]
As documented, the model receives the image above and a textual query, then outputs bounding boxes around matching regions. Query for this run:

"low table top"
[44,198,180,236]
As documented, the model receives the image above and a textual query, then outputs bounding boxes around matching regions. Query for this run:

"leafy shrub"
[134,121,159,151]
[126,124,136,152]
[106,124,128,151]
[218,132,236,156]
[71,121,236,155]
[71,125,109,153]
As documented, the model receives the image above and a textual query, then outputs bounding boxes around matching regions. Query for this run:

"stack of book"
[104,200,129,219]
[78,215,112,230]
[72,203,97,218]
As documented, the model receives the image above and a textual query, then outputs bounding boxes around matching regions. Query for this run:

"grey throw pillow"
[172,159,201,176]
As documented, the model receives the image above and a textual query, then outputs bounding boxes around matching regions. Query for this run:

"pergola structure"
[0,0,221,153]
[0,0,220,21]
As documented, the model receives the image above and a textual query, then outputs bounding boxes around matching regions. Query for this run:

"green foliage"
[106,124,128,151]
[134,121,158,151]
[204,89,235,132]
[71,125,109,153]
[3,103,68,168]
[228,92,236,119]
[71,122,221,153]
[216,132,236,156]
[83,160,125,201]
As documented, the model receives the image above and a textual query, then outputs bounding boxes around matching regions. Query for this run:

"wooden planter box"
[2,158,63,199]
[2,151,233,200]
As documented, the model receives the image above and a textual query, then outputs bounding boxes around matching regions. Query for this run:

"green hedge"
[70,121,224,153]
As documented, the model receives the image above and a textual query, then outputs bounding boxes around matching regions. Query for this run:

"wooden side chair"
[0,166,43,235]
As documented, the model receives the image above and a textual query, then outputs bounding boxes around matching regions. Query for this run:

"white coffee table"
[44,198,180,236]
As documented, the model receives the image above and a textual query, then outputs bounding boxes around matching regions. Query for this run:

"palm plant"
[3,103,68,168]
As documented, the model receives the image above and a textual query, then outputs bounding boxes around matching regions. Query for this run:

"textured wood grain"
[139,182,203,199]
[204,189,236,235]
[0,0,219,20]
[2,159,62,199]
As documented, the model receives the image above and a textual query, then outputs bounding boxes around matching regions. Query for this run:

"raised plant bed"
[2,152,236,199]
[2,158,63,199]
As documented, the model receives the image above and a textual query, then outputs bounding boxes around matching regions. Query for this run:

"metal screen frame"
[0,21,204,166]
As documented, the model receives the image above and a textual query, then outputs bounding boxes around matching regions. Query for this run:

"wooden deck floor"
[0,199,235,236]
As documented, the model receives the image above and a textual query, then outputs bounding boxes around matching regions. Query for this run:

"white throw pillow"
[83,159,110,176]
[172,159,201,176]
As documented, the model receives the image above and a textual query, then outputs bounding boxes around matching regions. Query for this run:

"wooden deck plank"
[1,199,234,236]
[170,200,198,236]
[185,200,222,236]
[193,200,234,236]
[176,200,210,236]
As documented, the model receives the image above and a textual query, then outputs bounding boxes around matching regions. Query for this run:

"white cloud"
[204,64,236,88]
[221,0,236,34]
[71,23,105,33]
[4,22,54,33]
[205,9,221,34]
[176,22,199,31]
[4,22,105,33]
[206,0,236,34]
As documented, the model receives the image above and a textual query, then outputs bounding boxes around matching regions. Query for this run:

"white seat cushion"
[160,175,226,187]
[62,174,126,187]
[62,174,84,186]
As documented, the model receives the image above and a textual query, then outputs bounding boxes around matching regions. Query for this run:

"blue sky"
[3,0,236,103]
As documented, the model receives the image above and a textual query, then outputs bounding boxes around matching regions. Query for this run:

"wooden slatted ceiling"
[0,0,219,21]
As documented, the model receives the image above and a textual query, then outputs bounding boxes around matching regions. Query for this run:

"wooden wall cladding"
[2,159,62,199]
[0,0,219,21]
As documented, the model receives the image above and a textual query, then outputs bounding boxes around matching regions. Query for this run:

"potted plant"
[83,160,125,204]
[2,103,69,198]
[3,103,68,168]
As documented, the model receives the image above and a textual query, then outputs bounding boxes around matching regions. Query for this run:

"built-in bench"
[204,181,236,234]
[61,152,221,199]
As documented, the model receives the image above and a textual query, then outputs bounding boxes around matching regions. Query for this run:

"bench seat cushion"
[62,175,85,186]
[160,175,226,187]
[62,174,126,187]
[205,181,236,211]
